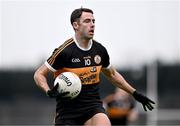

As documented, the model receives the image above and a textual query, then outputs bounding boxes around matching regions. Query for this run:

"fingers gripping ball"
[54,72,82,99]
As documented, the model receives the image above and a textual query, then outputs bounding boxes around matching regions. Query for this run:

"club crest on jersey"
[94,55,101,64]
[90,66,97,72]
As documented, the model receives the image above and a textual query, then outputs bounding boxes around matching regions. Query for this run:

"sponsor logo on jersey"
[54,66,102,85]
[72,58,81,63]
[80,74,97,84]
[94,55,101,64]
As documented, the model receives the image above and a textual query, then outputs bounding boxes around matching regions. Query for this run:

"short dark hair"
[70,8,93,25]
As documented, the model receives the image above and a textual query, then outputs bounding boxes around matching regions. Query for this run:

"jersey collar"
[73,36,93,51]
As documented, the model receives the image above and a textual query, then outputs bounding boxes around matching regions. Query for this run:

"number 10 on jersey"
[85,59,91,66]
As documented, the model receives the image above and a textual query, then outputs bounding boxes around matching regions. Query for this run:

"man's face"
[75,12,95,39]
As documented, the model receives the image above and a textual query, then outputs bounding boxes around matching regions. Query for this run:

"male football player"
[34,7,155,126]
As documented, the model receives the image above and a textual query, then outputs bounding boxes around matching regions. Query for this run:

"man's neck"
[75,34,91,49]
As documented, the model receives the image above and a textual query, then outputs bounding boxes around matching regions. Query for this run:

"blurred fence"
[0,63,180,125]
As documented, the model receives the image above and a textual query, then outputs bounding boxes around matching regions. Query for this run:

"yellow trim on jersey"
[54,66,102,85]
[48,38,74,65]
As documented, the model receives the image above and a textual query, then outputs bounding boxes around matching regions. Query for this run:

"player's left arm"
[102,66,155,111]
[102,66,135,94]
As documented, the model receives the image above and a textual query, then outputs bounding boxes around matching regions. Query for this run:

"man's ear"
[73,22,79,30]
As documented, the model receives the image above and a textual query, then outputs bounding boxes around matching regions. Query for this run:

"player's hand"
[133,91,155,111]
[46,84,59,98]
[46,84,70,100]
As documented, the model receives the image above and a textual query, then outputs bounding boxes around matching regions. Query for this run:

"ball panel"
[54,72,82,99]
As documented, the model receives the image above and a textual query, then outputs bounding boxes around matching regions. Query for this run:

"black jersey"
[45,37,110,121]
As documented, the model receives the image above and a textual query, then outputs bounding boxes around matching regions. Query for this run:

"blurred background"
[0,0,180,125]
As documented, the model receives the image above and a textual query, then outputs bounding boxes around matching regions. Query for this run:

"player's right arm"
[34,64,51,93]
[34,64,70,98]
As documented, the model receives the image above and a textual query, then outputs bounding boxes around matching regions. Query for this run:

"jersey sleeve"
[45,48,65,71]
[102,46,110,68]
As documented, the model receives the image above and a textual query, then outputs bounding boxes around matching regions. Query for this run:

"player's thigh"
[84,113,111,126]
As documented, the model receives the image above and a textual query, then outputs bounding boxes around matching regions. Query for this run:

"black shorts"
[55,106,106,125]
